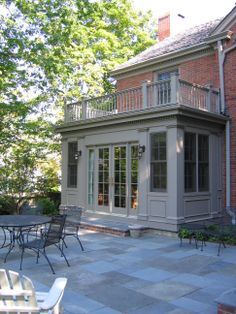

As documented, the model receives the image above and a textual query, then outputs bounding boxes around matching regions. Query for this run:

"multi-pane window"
[184,133,209,192]
[157,70,178,104]
[130,145,138,209]
[184,133,196,192]
[198,135,209,191]
[98,148,109,206]
[114,146,126,208]
[88,149,95,205]
[67,142,78,188]
[150,133,167,192]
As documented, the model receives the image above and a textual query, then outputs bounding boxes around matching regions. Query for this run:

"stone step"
[80,217,131,236]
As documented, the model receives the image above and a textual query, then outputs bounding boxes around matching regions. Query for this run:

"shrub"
[0,195,17,215]
[178,228,192,239]
[36,197,59,216]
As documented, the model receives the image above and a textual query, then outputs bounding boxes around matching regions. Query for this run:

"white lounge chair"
[0,268,67,314]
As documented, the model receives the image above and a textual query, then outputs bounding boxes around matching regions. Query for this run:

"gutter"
[217,39,236,223]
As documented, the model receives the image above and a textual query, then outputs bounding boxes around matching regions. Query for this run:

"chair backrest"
[45,215,67,247]
[0,269,38,312]
[59,205,83,224]
[0,269,67,313]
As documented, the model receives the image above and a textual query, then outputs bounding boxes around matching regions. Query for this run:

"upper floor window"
[67,142,78,188]
[184,133,209,192]
[150,132,167,192]
[155,70,178,104]
[157,69,178,81]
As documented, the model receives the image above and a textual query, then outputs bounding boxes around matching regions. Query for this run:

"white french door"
[88,144,138,216]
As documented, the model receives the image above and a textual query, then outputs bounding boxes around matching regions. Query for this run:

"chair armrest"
[39,278,67,311]
[36,291,47,302]
[0,289,33,296]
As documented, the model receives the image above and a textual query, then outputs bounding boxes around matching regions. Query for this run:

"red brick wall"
[223,24,236,207]
[218,303,236,314]
[158,14,170,41]
[179,53,220,87]
[116,72,153,91]
[115,23,236,208]
[116,53,220,92]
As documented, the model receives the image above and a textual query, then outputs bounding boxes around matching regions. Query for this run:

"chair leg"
[52,303,60,314]
[75,235,84,251]
[56,244,70,267]
[217,241,222,256]
[62,237,68,248]
[36,249,40,264]
[179,237,182,247]
[20,247,25,270]
[4,239,15,263]
[40,249,55,274]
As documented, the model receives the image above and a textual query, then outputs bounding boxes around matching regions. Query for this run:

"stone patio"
[0,228,236,313]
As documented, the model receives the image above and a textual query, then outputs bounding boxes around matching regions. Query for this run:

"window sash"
[88,149,95,205]
[67,142,78,188]
[150,133,167,192]
[184,133,209,192]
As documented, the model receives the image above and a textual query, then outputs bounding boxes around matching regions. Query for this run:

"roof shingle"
[115,18,222,71]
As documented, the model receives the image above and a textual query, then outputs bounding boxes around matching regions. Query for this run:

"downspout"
[217,40,236,223]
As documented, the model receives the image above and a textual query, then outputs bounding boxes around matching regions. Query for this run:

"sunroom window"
[150,132,167,192]
[184,133,209,192]
[67,142,78,188]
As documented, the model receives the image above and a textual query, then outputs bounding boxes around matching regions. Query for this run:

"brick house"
[57,7,236,231]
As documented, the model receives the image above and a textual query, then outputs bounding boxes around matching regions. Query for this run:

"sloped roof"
[114,18,222,72]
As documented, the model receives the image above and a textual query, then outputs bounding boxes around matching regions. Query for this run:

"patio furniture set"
[0,205,84,274]
[0,205,84,313]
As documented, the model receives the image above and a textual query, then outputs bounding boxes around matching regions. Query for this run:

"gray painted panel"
[149,199,167,217]
[67,193,78,205]
[184,198,210,217]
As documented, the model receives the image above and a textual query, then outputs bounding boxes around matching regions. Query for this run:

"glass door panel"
[92,144,138,216]
[129,145,138,216]
[113,146,127,211]
[88,149,95,206]
[98,148,110,209]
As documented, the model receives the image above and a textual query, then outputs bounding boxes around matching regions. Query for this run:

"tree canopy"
[0,0,157,200]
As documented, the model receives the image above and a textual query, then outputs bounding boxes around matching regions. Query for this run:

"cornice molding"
[56,105,228,136]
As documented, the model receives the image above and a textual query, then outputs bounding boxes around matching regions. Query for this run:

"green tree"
[0,0,156,199]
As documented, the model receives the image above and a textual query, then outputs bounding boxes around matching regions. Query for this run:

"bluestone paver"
[0,227,236,313]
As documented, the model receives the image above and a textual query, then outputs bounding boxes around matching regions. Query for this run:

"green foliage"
[0,140,60,213]
[178,228,192,239]
[0,195,17,215]
[0,0,156,198]
[206,224,219,232]
[36,197,59,216]
[179,224,236,246]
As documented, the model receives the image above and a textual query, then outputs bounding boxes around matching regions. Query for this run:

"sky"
[133,0,235,32]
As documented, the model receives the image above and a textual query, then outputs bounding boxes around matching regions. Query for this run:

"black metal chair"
[19,215,70,274]
[208,223,236,256]
[59,205,84,251]
[178,223,209,251]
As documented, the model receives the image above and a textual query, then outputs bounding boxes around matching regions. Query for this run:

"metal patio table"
[0,215,51,262]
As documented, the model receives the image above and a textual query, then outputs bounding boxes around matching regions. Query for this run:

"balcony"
[64,74,221,123]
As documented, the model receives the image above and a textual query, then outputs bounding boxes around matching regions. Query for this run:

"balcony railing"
[64,74,221,123]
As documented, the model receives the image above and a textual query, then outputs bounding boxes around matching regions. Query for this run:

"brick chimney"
[158,13,170,41]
